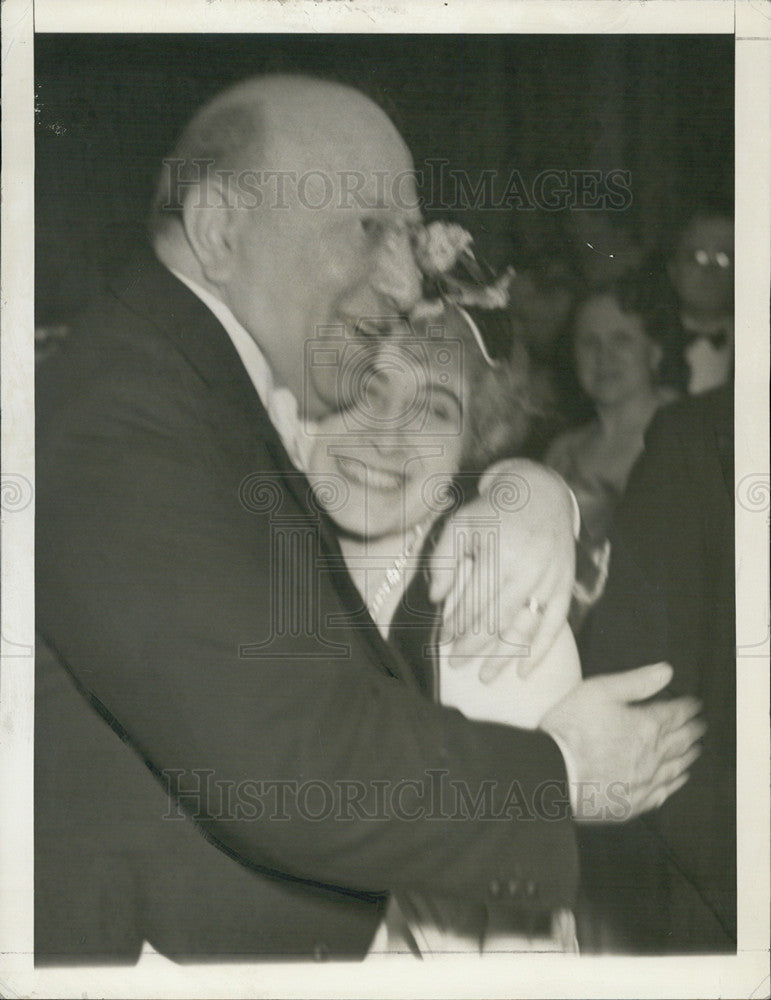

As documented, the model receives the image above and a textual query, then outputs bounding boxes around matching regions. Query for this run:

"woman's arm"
[427,459,578,681]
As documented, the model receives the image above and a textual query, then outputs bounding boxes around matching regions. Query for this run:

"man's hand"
[428,460,576,682]
[540,662,706,823]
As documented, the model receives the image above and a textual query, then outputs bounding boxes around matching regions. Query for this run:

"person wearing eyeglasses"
[35,76,706,964]
[667,203,734,395]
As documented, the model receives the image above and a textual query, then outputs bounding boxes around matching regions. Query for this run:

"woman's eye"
[430,401,454,423]
[363,370,388,405]
[366,364,389,387]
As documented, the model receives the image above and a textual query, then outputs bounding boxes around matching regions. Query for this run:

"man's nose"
[370,226,423,313]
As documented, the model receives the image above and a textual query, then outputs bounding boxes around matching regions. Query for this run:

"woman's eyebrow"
[428,382,463,411]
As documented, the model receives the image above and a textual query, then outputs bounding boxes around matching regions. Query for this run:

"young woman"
[302,301,581,955]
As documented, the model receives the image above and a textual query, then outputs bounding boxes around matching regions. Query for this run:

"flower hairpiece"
[410,221,516,367]
[413,222,475,276]
[412,221,515,309]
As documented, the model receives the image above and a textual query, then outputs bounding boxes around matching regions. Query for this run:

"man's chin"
[300,365,341,419]
[300,372,340,420]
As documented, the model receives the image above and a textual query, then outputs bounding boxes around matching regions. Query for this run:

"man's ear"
[181,176,241,284]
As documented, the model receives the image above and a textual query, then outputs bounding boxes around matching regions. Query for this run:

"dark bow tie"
[684,328,730,350]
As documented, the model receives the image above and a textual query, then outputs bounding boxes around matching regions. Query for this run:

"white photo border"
[2,2,768,997]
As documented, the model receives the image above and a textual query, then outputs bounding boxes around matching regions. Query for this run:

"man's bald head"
[149,75,411,236]
[150,74,423,417]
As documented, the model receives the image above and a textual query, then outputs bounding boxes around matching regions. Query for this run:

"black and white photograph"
[1,1,769,997]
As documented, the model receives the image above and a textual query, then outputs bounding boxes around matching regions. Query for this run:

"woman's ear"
[181,176,240,284]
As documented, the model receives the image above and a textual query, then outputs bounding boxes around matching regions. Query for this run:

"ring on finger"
[524,596,547,618]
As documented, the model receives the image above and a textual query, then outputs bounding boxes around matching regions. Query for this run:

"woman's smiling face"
[306,339,466,540]
[573,294,662,407]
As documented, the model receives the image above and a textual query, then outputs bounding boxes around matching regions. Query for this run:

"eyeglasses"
[682,248,732,269]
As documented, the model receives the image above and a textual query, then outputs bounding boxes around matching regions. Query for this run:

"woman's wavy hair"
[414,303,537,475]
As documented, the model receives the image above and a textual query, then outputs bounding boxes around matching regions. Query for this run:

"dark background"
[35,33,733,325]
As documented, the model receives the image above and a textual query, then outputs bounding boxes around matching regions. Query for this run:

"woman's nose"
[371,397,411,435]
[365,395,415,449]
[370,226,423,313]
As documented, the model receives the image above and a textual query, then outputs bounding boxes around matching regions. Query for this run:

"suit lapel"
[262,434,421,687]
[710,386,734,504]
[109,252,418,688]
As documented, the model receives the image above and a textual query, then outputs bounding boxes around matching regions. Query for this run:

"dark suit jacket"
[35,253,578,964]
[579,386,735,953]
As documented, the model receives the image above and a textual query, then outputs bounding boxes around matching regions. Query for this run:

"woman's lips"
[335,454,404,492]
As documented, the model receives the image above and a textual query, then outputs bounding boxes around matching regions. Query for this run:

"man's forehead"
[258,90,417,212]
[264,140,416,213]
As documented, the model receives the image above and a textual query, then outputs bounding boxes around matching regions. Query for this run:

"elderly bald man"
[36,75,703,963]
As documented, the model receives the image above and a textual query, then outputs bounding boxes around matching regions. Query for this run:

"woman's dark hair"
[573,261,687,390]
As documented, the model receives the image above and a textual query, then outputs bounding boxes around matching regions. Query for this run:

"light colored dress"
[439,621,581,730]
[546,388,679,542]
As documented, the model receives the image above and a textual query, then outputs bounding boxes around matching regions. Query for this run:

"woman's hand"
[427,459,577,683]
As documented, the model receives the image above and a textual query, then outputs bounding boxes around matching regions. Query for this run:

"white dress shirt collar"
[168,267,313,469]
